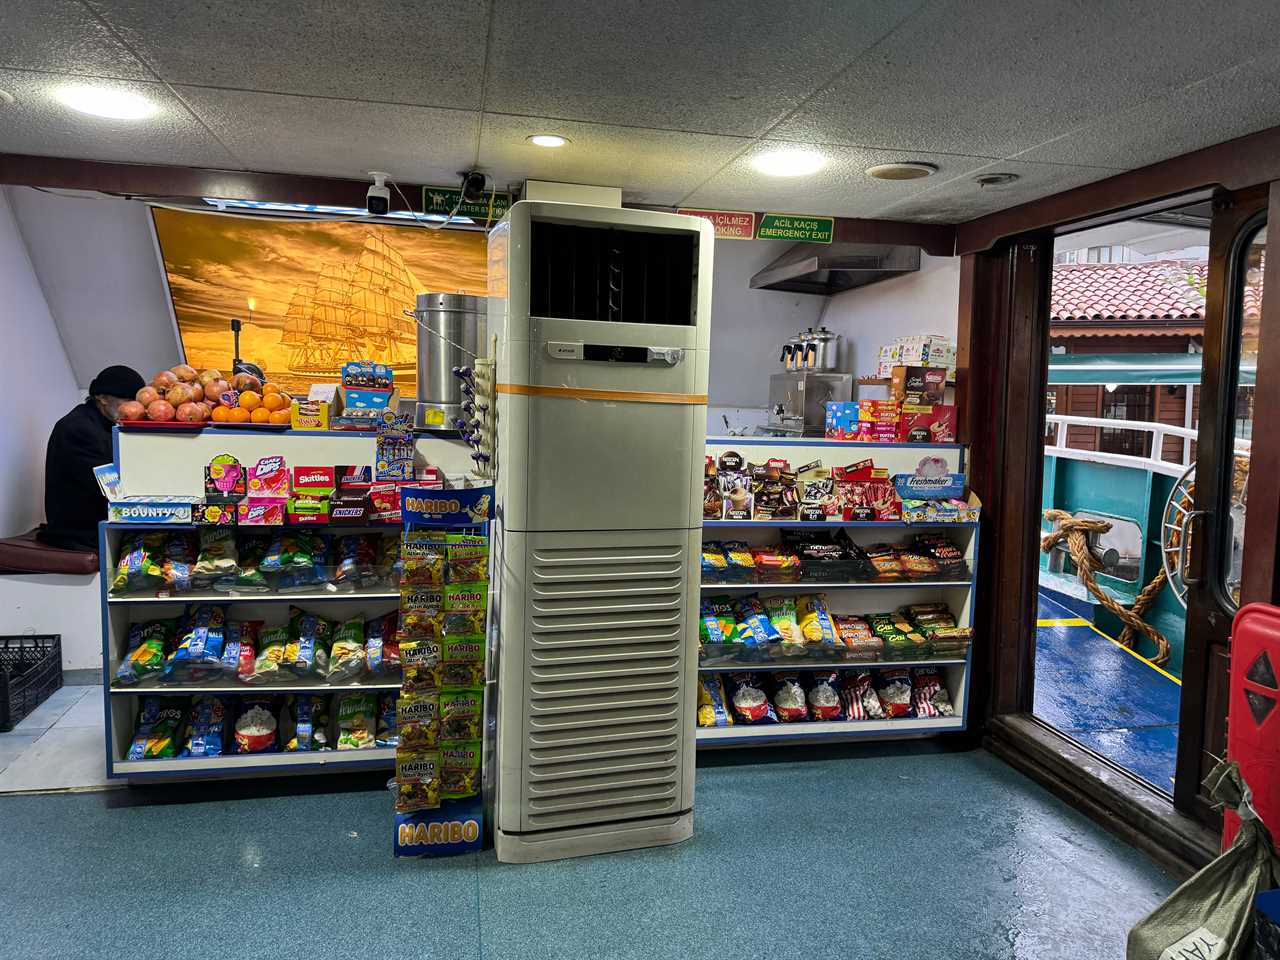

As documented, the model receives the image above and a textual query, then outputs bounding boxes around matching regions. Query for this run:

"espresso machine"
[768,326,851,435]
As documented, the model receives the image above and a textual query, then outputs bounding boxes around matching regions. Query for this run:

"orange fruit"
[262,383,281,396]
[262,393,287,412]
[269,409,292,425]
[239,390,262,411]
[250,407,271,423]
[211,405,230,422]
[228,406,251,423]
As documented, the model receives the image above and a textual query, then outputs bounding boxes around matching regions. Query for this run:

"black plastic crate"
[0,635,63,732]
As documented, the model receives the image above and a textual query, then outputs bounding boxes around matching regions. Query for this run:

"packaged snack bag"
[161,532,197,593]
[728,672,777,724]
[234,698,279,753]
[874,668,915,718]
[167,605,227,672]
[365,610,400,674]
[115,618,176,686]
[110,533,164,595]
[220,620,260,677]
[439,688,482,741]
[225,533,271,592]
[284,694,331,752]
[806,673,843,721]
[443,582,487,612]
[326,617,366,683]
[440,740,482,800]
[697,675,733,728]
[438,660,484,688]
[841,671,886,721]
[245,625,288,684]
[911,668,955,718]
[443,608,485,637]
[446,534,489,584]
[376,692,399,747]
[397,690,440,750]
[285,606,333,677]
[192,528,239,588]
[796,594,836,644]
[701,542,728,579]
[395,750,441,813]
[400,531,447,585]
[731,596,781,645]
[276,531,329,591]
[376,532,401,584]
[331,534,376,590]
[401,638,441,693]
[772,674,809,722]
[722,541,756,580]
[127,696,186,759]
[764,595,802,644]
[334,692,377,750]
[700,596,736,644]
[180,695,229,758]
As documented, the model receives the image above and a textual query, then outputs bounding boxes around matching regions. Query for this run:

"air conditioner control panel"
[545,341,684,365]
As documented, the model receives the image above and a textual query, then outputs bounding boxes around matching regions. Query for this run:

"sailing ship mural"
[152,207,488,394]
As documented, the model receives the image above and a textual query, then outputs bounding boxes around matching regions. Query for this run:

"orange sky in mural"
[152,208,488,393]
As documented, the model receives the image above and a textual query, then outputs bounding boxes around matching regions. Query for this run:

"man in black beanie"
[38,365,146,551]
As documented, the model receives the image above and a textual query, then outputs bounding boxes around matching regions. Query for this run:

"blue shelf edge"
[705,436,964,451]
[702,519,978,528]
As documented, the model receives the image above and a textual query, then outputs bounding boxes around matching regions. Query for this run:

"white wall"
[6,187,179,388]
[707,239,826,432]
[823,252,961,382]
[0,188,82,538]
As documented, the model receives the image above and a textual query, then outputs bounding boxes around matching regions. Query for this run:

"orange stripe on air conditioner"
[496,383,708,405]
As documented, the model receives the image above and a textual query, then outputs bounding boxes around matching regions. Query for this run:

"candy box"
[341,360,394,389]
[898,404,957,443]
[831,461,899,521]
[291,466,335,497]
[369,483,402,523]
[824,401,860,440]
[291,397,331,431]
[246,456,289,498]
[236,498,286,526]
[286,495,330,525]
[716,450,752,521]
[329,493,370,525]
[204,454,245,503]
[749,459,799,521]
[854,422,901,443]
[108,497,199,524]
[334,387,399,430]
[336,464,374,491]
[194,501,236,525]
[858,399,900,423]
[893,471,966,501]
[897,335,955,369]
[890,366,947,405]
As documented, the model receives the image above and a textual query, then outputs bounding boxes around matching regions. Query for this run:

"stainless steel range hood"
[749,242,921,295]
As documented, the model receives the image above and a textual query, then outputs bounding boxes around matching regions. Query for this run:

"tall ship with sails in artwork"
[279,232,422,380]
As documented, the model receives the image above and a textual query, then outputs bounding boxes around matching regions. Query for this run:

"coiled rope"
[1040,509,1170,665]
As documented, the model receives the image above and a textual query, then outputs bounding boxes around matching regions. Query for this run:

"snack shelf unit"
[698,437,977,748]
[98,521,404,781]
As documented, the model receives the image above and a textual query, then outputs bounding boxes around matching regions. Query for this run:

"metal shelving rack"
[98,521,405,781]
[697,438,977,747]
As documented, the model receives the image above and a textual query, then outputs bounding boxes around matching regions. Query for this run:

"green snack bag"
[231,533,271,592]
[440,738,482,800]
[115,618,176,685]
[445,534,489,584]
[443,582,487,612]
[764,595,801,644]
[327,617,366,683]
[110,533,164,595]
[335,692,377,750]
[439,687,483,741]
[285,606,334,677]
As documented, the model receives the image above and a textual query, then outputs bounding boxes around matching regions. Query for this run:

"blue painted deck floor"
[1033,591,1182,793]
[0,744,1173,960]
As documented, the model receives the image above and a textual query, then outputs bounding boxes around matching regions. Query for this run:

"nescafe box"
[291,466,335,497]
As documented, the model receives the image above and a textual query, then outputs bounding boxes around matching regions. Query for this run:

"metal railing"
[1044,414,1250,478]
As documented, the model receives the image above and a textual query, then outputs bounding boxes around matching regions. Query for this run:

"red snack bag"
[806,673,843,721]
[772,674,809,722]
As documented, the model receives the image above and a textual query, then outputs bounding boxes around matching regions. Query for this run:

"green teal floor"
[0,744,1173,960]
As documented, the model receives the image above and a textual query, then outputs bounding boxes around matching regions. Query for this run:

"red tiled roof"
[1052,259,1263,325]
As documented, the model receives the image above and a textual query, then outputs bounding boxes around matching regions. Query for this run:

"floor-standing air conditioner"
[488,201,713,863]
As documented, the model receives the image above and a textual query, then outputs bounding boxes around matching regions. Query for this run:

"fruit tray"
[207,421,291,431]
[117,420,207,432]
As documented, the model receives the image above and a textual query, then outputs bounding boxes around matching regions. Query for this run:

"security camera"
[460,170,487,203]
[367,171,391,216]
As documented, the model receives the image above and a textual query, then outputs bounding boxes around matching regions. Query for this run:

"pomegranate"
[175,401,202,422]
[230,372,262,393]
[197,368,223,387]
[146,399,176,422]
[194,401,211,421]
[153,370,178,390]
[171,363,198,382]
[166,383,193,407]
[117,400,146,421]
[136,386,160,406]
[204,379,230,403]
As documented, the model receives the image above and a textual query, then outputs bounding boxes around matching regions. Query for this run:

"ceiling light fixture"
[975,172,1020,187]
[752,148,825,177]
[54,83,156,120]
[865,162,937,181]
[527,134,568,148]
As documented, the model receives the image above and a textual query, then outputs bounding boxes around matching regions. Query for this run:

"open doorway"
[1032,202,1215,794]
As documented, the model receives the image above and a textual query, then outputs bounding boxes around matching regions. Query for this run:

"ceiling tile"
[681,142,996,219]
[177,87,479,183]
[1015,49,1280,169]
[0,69,240,168]
[89,0,490,108]
[478,115,751,204]
[870,160,1123,223]
[771,0,1280,159]
[483,0,928,137]
[0,0,151,80]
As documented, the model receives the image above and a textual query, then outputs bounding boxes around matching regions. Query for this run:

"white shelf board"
[108,588,400,605]
[700,578,972,592]
[110,677,402,695]
[697,656,966,672]
[112,746,395,777]
[695,715,965,744]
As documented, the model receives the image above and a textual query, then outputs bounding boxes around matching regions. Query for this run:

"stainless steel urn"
[414,292,486,430]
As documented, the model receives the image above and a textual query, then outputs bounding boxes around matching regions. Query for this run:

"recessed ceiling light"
[975,172,1020,187]
[54,83,157,120]
[527,134,568,148]
[866,162,937,181]
[752,148,825,177]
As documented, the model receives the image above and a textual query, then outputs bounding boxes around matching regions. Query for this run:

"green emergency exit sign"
[755,213,835,243]
[421,186,513,221]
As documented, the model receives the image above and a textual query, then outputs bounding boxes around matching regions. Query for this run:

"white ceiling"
[2,0,1280,223]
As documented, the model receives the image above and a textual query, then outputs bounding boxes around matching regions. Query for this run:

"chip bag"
[326,617,366,683]
[285,606,333,677]
[114,618,176,686]
[332,534,376,590]
[167,605,227,672]
[127,696,185,759]
[842,670,886,721]
[697,674,733,728]
[284,694,331,752]
[220,619,260,677]
[245,625,288,684]
[875,668,915,718]
[772,674,809,722]
[110,533,164,596]
[764,595,802,644]
[796,594,837,644]
[180,695,229,758]
[806,672,843,721]
[335,691,377,750]
[728,672,777,724]
[731,596,781,645]
[365,610,400,674]
[193,528,239,588]
[161,532,197,593]
[226,533,271,593]
[376,691,398,748]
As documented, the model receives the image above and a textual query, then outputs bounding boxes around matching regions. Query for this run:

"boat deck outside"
[1033,591,1181,793]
